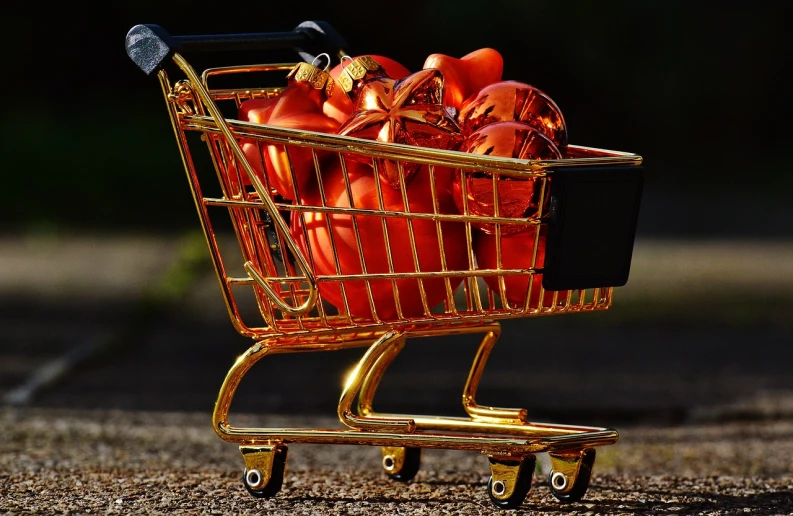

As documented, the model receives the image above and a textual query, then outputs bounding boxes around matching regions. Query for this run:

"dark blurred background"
[4,1,791,236]
[2,2,792,425]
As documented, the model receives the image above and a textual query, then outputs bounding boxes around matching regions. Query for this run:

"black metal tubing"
[126,21,347,75]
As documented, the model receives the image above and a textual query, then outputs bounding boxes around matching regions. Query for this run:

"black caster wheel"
[242,445,288,499]
[548,448,595,503]
[487,455,535,510]
[381,446,421,482]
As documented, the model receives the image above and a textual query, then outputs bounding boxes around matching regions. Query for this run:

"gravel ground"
[2,408,792,515]
[3,233,793,514]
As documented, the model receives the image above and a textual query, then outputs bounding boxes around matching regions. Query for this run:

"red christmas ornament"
[238,62,340,200]
[239,96,276,125]
[453,121,562,234]
[291,158,468,320]
[234,96,277,191]
[325,55,411,124]
[337,63,464,188]
[475,228,568,308]
[423,48,504,112]
[458,80,568,150]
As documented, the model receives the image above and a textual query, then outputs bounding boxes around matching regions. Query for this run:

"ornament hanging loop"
[312,52,332,72]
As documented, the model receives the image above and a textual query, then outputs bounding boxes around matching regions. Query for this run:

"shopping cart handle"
[125,21,348,75]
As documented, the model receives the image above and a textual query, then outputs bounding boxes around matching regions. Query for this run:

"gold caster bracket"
[547,447,596,502]
[380,446,422,482]
[240,444,289,499]
[487,455,537,510]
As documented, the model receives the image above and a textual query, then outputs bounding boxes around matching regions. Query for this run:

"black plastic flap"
[542,165,644,291]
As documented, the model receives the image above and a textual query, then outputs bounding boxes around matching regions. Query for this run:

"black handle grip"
[126,21,348,75]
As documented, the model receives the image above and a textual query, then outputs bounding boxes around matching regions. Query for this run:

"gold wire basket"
[126,22,644,509]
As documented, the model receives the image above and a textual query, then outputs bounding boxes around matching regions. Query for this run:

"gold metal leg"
[345,323,614,440]
[461,323,528,423]
[357,335,407,417]
[213,335,379,442]
[353,322,527,423]
[212,341,273,440]
[337,331,416,432]
[355,322,529,425]
[210,325,617,458]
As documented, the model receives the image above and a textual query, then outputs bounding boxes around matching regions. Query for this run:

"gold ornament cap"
[286,62,335,98]
[337,55,386,94]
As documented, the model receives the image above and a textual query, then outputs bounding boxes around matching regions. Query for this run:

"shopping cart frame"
[126,21,644,509]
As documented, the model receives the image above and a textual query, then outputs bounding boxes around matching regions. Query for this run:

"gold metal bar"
[461,325,529,422]
[227,277,257,286]
[427,165,458,315]
[157,70,257,339]
[397,161,431,316]
[386,415,614,438]
[203,198,541,226]
[212,335,383,439]
[316,155,354,323]
[202,63,299,85]
[183,117,643,174]
[371,159,404,320]
[357,338,407,417]
[337,332,416,432]
[215,421,618,454]
[303,150,331,327]
[459,169,484,313]
[217,424,542,452]
[171,53,319,318]
[244,261,313,316]
[492,174,509,309]
[339,155,380,323]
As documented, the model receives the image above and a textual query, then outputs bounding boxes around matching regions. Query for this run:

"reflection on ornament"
[325,55,412,124]
[453,121,561,234]
[475,227,568,308]
[239,62,340,200]
[338,68,463,188]
[459,80,567,150]
[423,48,503,111]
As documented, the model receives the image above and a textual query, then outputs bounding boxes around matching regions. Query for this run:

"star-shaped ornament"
[338,68,464,188]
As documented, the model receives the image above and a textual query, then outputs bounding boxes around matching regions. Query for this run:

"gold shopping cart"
[126,21,644,509]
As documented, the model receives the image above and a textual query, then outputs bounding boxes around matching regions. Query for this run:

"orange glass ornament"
[235,96,277,191]
[238,62,340,200]
[291,159,467,321]
[453,121,561,234]
[423,48,503,112]
[458,80,568,149]
[475,228,567,308]
[338,67,463,188]
[325,55,411,124]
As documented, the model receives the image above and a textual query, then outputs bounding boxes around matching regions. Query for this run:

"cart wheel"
[548,448,595,503]
[486,455,535,510]
[380,446,421,482]
[240,444,288,499]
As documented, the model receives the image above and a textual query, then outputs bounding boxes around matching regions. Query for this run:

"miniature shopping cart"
[126,21,643,509]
